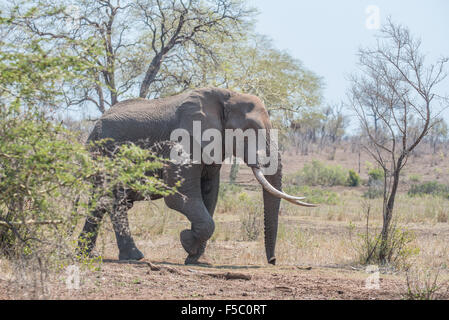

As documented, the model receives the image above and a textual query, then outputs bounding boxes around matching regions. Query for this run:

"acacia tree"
[348,19,448,263]
[196,34,322,120]
[8,0,253,113]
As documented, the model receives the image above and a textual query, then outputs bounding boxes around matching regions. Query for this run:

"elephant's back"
[103,93,188,120]
[90,94,189,143]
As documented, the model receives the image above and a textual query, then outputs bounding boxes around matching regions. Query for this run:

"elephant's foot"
[181,230,212,265]
[180,229,201,255]
[184,254,212,266]
[118,246,144,261]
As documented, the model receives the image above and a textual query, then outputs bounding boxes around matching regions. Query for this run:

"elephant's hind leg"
[77,175,108,258]
[78,206,106,258]
[111,189,144,261]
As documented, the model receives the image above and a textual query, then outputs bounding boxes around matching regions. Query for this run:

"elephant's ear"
[176,94,225,148]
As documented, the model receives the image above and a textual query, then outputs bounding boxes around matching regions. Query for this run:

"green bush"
[0,110,91,256]
[368,168,384,183]
[238,193,263,241]
[404,267,448,300]
[294,160,348,187]
[408,174,422,183]
[348,220,419,269]
[347,170,361,187]
[284,185,339,205]
[0,107,175,260]
[408,181,449,199]
[363,167,385,199]
[363,185,384,199]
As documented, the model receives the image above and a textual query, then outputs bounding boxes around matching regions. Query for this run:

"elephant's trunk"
[251,147,315,265]
[240,119,314,264]
[261,156,282,265]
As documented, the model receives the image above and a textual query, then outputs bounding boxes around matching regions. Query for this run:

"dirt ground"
[0,259,405,300]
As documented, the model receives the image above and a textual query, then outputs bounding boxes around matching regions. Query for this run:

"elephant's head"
[222,90,315,265]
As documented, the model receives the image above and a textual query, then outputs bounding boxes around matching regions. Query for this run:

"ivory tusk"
[251,167,317,207]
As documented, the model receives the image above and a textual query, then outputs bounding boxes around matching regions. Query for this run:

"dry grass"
[81,184,449,274]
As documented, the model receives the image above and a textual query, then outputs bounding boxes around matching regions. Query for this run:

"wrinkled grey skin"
[78,87,281,265]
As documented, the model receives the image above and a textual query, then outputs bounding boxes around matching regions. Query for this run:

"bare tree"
[348,19,448,263]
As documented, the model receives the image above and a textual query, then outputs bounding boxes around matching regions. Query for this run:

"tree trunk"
[229,157,239,184]
[378,159,402,263]
[139,52,164,98]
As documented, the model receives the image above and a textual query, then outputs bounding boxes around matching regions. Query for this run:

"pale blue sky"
[250,0,449,125]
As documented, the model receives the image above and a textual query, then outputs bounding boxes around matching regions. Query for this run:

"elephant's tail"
[86,120,102,144]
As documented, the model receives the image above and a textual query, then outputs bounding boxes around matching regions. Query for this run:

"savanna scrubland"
[2,143,449,300]
[1,0,448,300]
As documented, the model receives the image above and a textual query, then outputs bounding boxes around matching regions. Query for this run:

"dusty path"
[0,259,405,300]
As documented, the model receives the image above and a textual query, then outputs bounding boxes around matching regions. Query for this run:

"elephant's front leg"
[164,164,216,265]
[184,166,221,264]
[110,190,144,261]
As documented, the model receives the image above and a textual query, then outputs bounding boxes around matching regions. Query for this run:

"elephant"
[77,87,314,265]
